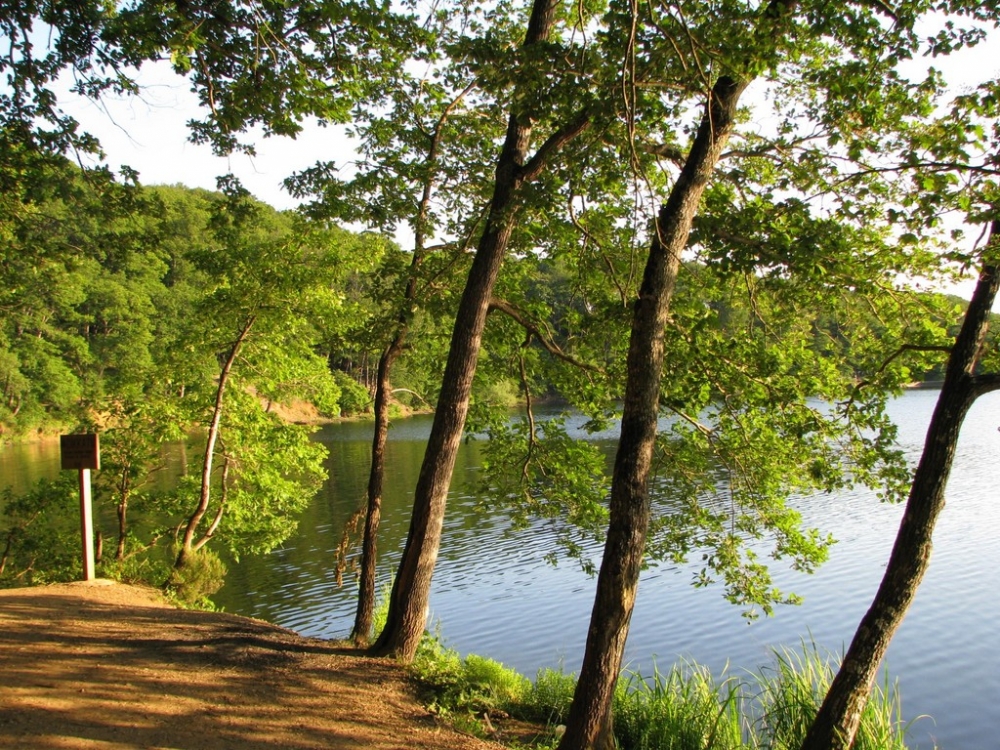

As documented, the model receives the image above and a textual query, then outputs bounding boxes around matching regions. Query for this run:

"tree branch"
[857,343,954,390]
[642,142,687,167]
[971,371,1000,397]
[488,297,603,373]
[520,107,592,183]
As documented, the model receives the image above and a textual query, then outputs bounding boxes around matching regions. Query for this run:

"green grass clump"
[369,579,393,641]
[750,645,913,750]
[614,662,743,750]
[412,635,529,716]
[522,667,577,725]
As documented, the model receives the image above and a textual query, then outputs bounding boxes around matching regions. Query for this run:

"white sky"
[61,60,357,210]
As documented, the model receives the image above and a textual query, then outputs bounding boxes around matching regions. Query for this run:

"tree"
[287,4,542,641]
[172,180,340,572]
[803,65,1000,750]
[555,0,953,744]
[370,0,596,660]
[0,160,164,436]
[802,226,998,750]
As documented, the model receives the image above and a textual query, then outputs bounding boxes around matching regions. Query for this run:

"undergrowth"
[408,636,922,750]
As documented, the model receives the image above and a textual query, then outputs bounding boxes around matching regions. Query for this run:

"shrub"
[522,668,577,725]
[165,547,227,607]
[412,637,529,715]
[331,371,371,417]
[0,476,81,587]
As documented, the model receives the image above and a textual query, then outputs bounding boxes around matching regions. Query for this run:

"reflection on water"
[3,390,998,749]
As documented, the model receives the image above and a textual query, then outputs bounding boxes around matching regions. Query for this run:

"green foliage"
[98,550,172,590]
[0,167,393,597]
[330,370,371,417]
[751,646,912,750]
[407,642,916,749]
[412,637,530,717]
[165,547,227,608]
[208,393,327,560]
[522,668,578,725]
[369,579,394,641]
[480,416,610,572]
[0,475,82,586]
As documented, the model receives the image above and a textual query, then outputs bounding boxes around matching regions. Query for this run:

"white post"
[78,468,95,581]
[61,433,100,582]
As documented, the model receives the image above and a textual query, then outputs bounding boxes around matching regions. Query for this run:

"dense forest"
[2,0,999,748]
[0,166,970,443]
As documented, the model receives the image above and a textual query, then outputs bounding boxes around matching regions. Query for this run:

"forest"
[2,0,999,748]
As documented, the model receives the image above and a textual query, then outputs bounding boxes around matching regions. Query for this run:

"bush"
[165,548,227,608]
[331,370,371,417]
[99,550,171,590]
[412,636,529,715]
[0,476,81,587]
[523,667,577,725]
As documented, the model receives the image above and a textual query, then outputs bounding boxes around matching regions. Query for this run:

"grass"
[614,661,743,750]
[408,636,921,750]
[749,645,914,750]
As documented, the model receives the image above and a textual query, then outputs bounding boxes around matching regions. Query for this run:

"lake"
[3,389,998,748]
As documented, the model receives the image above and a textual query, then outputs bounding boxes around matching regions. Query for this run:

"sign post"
[60,434,100,581]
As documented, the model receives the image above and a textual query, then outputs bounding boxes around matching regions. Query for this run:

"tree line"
[2,1,999,748]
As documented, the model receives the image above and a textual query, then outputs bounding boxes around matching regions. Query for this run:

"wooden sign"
[60,434,101,471]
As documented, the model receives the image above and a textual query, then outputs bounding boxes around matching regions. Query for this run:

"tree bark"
[801,221,1000,750]
[368,0,574,661]
[558,73,749,750]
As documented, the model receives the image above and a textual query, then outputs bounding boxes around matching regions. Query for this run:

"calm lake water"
[3,389,998,748]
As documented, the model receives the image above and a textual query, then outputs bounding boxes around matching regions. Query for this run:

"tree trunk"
[368,0,568,661]
[115,488,128,561]
[557,74,748,750]
[350,82,470,643]
[175,315,255,569]
[352,341,401,644]
[801,222,1000,750]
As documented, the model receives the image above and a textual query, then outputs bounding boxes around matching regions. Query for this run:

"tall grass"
[614,662,744,750]
[750,645,913,750]
[409,636,920,750]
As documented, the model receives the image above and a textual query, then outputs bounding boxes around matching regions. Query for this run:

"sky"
[61,60,356,211]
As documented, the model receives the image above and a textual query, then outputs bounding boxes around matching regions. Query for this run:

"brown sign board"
[60,434,100,471]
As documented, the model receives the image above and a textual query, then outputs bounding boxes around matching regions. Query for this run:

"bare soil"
[0,580,507,750]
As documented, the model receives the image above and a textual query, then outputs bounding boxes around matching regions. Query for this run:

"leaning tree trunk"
[801,221,1000,750]
[365,169,526,657]
[352,339,403,643]
[557,74,749,750]
[368,0,590,661]
[350,86,469,643]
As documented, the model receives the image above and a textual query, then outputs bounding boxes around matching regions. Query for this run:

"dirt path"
[0,580,503,750]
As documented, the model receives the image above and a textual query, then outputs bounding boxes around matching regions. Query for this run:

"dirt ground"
[0,580,509,750]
